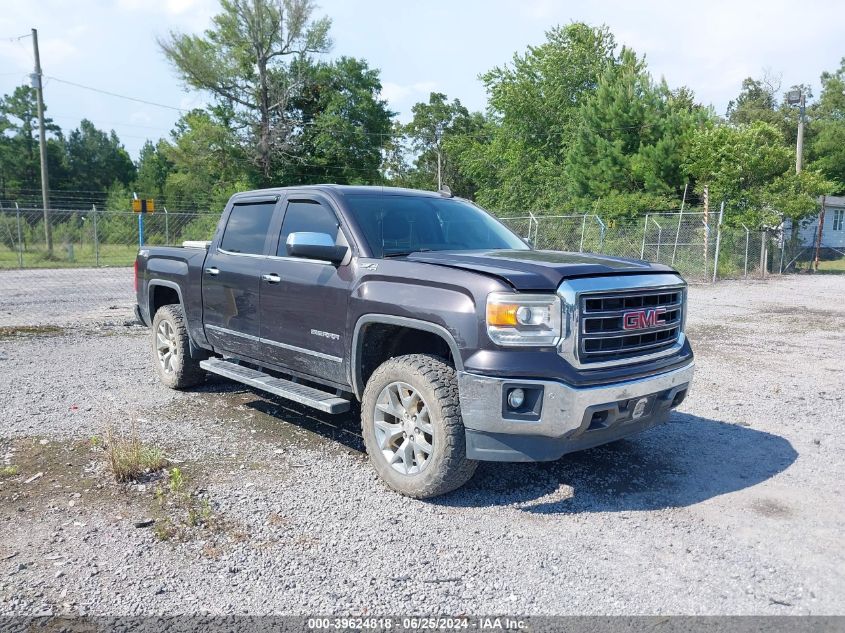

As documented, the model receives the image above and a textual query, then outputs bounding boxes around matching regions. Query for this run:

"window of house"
[277,200,340,257]
[833,209,844,232]
[220,201,277,254]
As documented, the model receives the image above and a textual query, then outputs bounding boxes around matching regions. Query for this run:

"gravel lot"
[0,269,843,616]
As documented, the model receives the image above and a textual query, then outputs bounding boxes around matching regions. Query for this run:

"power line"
[44,76,187,112]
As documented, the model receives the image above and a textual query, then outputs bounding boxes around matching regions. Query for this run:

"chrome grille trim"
[557,274,687,369]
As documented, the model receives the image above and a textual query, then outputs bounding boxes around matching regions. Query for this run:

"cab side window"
[220,201,277,255]
[277,200,340,257]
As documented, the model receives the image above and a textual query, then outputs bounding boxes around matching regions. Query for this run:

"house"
[786,195,845,251]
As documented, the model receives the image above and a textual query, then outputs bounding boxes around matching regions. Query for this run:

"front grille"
[578,288,683,364]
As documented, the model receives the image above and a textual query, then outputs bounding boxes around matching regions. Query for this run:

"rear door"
[202,196,280,358]
[258,194,352,385]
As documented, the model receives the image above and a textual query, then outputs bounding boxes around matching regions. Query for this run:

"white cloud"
[380,81,437,104]
[116,0,216,30]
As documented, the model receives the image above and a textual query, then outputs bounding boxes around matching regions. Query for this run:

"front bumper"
[457,362,694,462]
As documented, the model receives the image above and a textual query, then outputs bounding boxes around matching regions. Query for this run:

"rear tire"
[151,304,205,390]
[361,354,477,498]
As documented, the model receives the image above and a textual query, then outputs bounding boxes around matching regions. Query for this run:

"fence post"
[15,203,24,268]
[579,214,587,252]
[640,213,649,259]
[711,202,725,283]
[760,231,768,279]
[528,211,538,247]
[778,219,786,274]
[164,206,170,245]
[595,215,606,252]
[652,217,663,262]
[742,224,750,279]
[92,204,100,267]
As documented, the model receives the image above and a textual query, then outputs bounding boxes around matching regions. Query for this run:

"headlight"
[486,292,562,347]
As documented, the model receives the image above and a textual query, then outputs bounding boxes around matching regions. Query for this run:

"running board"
[200,358,350,414]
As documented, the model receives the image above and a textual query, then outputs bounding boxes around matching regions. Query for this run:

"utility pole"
[787,89,805,174]
[31,28,52,255]
[796,92,805,173]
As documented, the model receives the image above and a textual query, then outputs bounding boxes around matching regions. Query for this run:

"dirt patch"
[751,498,795,519]
[0,325,64,339]
[0,436,231,547]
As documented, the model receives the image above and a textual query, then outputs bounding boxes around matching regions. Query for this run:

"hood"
[405,249,674,291]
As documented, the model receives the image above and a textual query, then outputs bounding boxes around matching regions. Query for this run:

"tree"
[159,0,332,182]
[685,121,830,227]
[457,24,620,212]
[565,48,704,216]
[134,140,174,202]
[400,92,486,197]
[0,85,62,200]
[809,58,845,193]
[289,57,393,185]
[65,119,136,192]
[158,109,254,212]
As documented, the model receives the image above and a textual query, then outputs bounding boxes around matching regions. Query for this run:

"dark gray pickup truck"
[135,185,694,497]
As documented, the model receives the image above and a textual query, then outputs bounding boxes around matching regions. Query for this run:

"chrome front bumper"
[457,362,695,462]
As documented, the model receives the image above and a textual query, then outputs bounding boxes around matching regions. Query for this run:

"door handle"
[204,267,220,276]
[261,273,281,284]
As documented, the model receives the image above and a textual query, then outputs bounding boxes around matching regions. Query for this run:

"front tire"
[151,304,205,390]
[361,354,477,498]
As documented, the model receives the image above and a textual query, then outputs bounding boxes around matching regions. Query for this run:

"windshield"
[344,194,529,258]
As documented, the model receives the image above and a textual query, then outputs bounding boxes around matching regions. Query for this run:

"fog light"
[507,388,525,409]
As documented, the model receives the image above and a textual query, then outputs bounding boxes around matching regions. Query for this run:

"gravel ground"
[0,270,843,616]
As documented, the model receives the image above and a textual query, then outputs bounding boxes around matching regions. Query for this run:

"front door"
[202,197,279,359]
[259,196,352,386]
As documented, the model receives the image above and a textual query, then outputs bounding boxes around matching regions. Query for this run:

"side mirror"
[286,232,348,265]
[522,237,534,248]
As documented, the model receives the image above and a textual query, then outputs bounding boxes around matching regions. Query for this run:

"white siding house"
[787,196,845,250]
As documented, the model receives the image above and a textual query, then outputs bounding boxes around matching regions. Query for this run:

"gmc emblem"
[623,307,667,330]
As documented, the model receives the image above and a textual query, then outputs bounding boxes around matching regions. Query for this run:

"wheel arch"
[351,315,464,399]
[148,280,184,317]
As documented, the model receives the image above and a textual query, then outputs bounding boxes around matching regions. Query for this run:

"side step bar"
[200,358,351,414]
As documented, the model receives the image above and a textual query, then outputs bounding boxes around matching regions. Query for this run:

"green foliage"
[159,0,332,181]
[461,23,619,212]
[394,92,486,197]
[65,120,136,191]
[289,57,393,185]
[809,58,845,193]
[566,48,705,215]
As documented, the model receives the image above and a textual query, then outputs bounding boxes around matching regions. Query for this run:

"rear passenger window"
[220,201,277,254]
[277,200,340,257]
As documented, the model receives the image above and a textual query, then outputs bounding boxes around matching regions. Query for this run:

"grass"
[104,426,168,482]
[816,257,845,273]
[0,243,139,269]
[152,467,218,541]
[0,465,19,478]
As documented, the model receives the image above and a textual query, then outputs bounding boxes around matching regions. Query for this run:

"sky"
[1,0,843,159]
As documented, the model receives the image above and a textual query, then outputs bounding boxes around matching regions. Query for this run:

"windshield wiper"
[382,248,432,258]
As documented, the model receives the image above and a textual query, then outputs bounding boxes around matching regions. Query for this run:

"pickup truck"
[134,185,694,498]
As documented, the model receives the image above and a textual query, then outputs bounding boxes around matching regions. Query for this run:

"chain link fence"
[0,204,836,311]
[0,207,218,269]
[500,211,784,282]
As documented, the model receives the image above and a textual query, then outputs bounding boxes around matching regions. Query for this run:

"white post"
[640,213,649,259]
[164,206,170,244]
[712,202,725,283]
[579,214,587,252]
[15,202,24,268]
[92,204,99,267]
[742,224,749,279]
[671,183,688,265]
